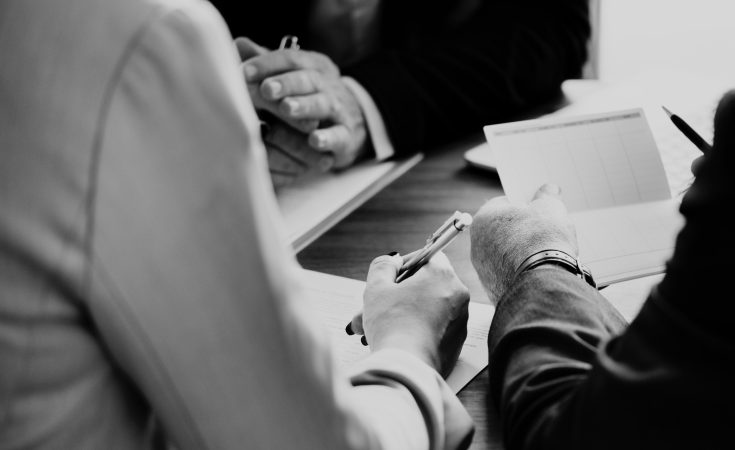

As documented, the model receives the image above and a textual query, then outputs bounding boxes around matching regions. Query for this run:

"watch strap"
[513,249,596,288]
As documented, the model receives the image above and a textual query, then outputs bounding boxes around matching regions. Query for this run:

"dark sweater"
[209,0,590,154]
[488,90,735,449]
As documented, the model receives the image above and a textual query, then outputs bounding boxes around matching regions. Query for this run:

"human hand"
[262,119,335,189]
[470,184,578,305]
[690,155,706,177]
[236,37,370,169]
[351,252,470,378]
[691,89,735,178]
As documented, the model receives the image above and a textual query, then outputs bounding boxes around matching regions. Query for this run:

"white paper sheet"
[300,269,493,393]
[468,71,729,197]
[485,109,685,286]
[277,154,423,252]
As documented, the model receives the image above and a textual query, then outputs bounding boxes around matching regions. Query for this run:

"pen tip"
[662,106,673,117]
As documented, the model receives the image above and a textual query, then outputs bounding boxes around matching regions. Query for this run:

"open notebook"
[277,154,423,252]
[301,269,493,393]
[484,109,685,287]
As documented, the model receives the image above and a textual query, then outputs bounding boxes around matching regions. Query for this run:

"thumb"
[235,36,268,61]
[532,183,562,200]
[366,253,402,286]
[530,183,568,217]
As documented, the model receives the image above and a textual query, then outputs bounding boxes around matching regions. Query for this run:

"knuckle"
[370,254,393,268]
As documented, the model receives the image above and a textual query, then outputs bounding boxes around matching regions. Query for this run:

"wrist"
[513,249,596,288]
[370,329,440,372]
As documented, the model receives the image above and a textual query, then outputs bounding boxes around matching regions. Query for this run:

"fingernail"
[243,64,257,80]
[361,336,368,346]
[284,98,300,115]
[265,80,281,98]
[387,251,398,256]
[312,132,327,149]
[345,323,354,335]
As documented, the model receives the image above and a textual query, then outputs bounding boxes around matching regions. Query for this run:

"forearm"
[344,0,589,154]
[488,267,628,449]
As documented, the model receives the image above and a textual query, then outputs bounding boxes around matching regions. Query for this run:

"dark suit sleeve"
[344,0,590,154]
[487,91,735,450]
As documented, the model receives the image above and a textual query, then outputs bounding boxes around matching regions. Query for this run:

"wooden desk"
[297,136,506,449]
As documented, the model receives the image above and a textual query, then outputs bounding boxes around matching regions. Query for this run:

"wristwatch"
[513,249,597,288]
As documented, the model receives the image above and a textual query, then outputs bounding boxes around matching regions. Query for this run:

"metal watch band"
[513,249,597,288]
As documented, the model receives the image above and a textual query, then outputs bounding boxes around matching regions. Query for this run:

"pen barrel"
[671,114,711,153]
[395,226,462,283]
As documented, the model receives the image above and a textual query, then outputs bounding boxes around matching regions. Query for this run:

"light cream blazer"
[0,0,472,448]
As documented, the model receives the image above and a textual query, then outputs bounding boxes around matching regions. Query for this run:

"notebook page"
[486,109,671,212]
[277,154,422,252]
[300,269,493,393]
[484,109,682,286]
[572,200,683,286]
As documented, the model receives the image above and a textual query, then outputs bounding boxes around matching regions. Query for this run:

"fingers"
[308,125,353,163]
[347,312,364,336]
[260,70,321,101]
[405,252,455,282]
[532,183,561,200]
[242,50,339,83]
[235,37,268,62]
[264,123,336,179]
[530,183,568,218]
[366,253,403,286]
[280,94,332,121]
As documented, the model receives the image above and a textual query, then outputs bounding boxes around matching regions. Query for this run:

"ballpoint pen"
[279,35,300,50]
[345,211,473,340]
[394,211,473,282]
[662,106,712,154]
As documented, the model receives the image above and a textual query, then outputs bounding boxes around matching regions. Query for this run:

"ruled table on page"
[484,109,682,286]
[489,109,671,212]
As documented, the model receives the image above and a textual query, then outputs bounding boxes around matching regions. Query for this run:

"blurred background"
[598,0,735,81]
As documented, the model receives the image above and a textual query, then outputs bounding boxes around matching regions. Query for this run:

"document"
[277,154,423,252]
[484,109,684,287]
[300,269,493,393]
[551,70,726,196]
[467,70,730,197]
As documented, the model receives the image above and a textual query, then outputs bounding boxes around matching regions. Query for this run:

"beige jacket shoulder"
[0,0,472,449]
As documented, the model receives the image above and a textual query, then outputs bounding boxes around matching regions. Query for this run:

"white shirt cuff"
[342,76,396,161]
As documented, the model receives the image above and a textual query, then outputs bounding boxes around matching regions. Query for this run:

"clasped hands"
[236,37,370,188]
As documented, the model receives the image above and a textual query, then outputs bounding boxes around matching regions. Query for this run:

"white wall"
[598,0,735,81]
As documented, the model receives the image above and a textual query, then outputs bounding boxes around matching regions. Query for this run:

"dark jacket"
[209,0,590,154]
[488,91,735,449]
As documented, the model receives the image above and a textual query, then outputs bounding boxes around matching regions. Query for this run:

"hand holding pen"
[345,211,473,345]
[662,106,712,190]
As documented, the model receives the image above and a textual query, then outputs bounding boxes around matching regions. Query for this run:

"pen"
[344,211,473,341]
[662,106,712,154]
[395,211,473,282]
[279,35,300,50]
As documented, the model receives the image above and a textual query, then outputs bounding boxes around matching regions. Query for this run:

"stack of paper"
[277,154,423,252]
[300,269,493,393]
